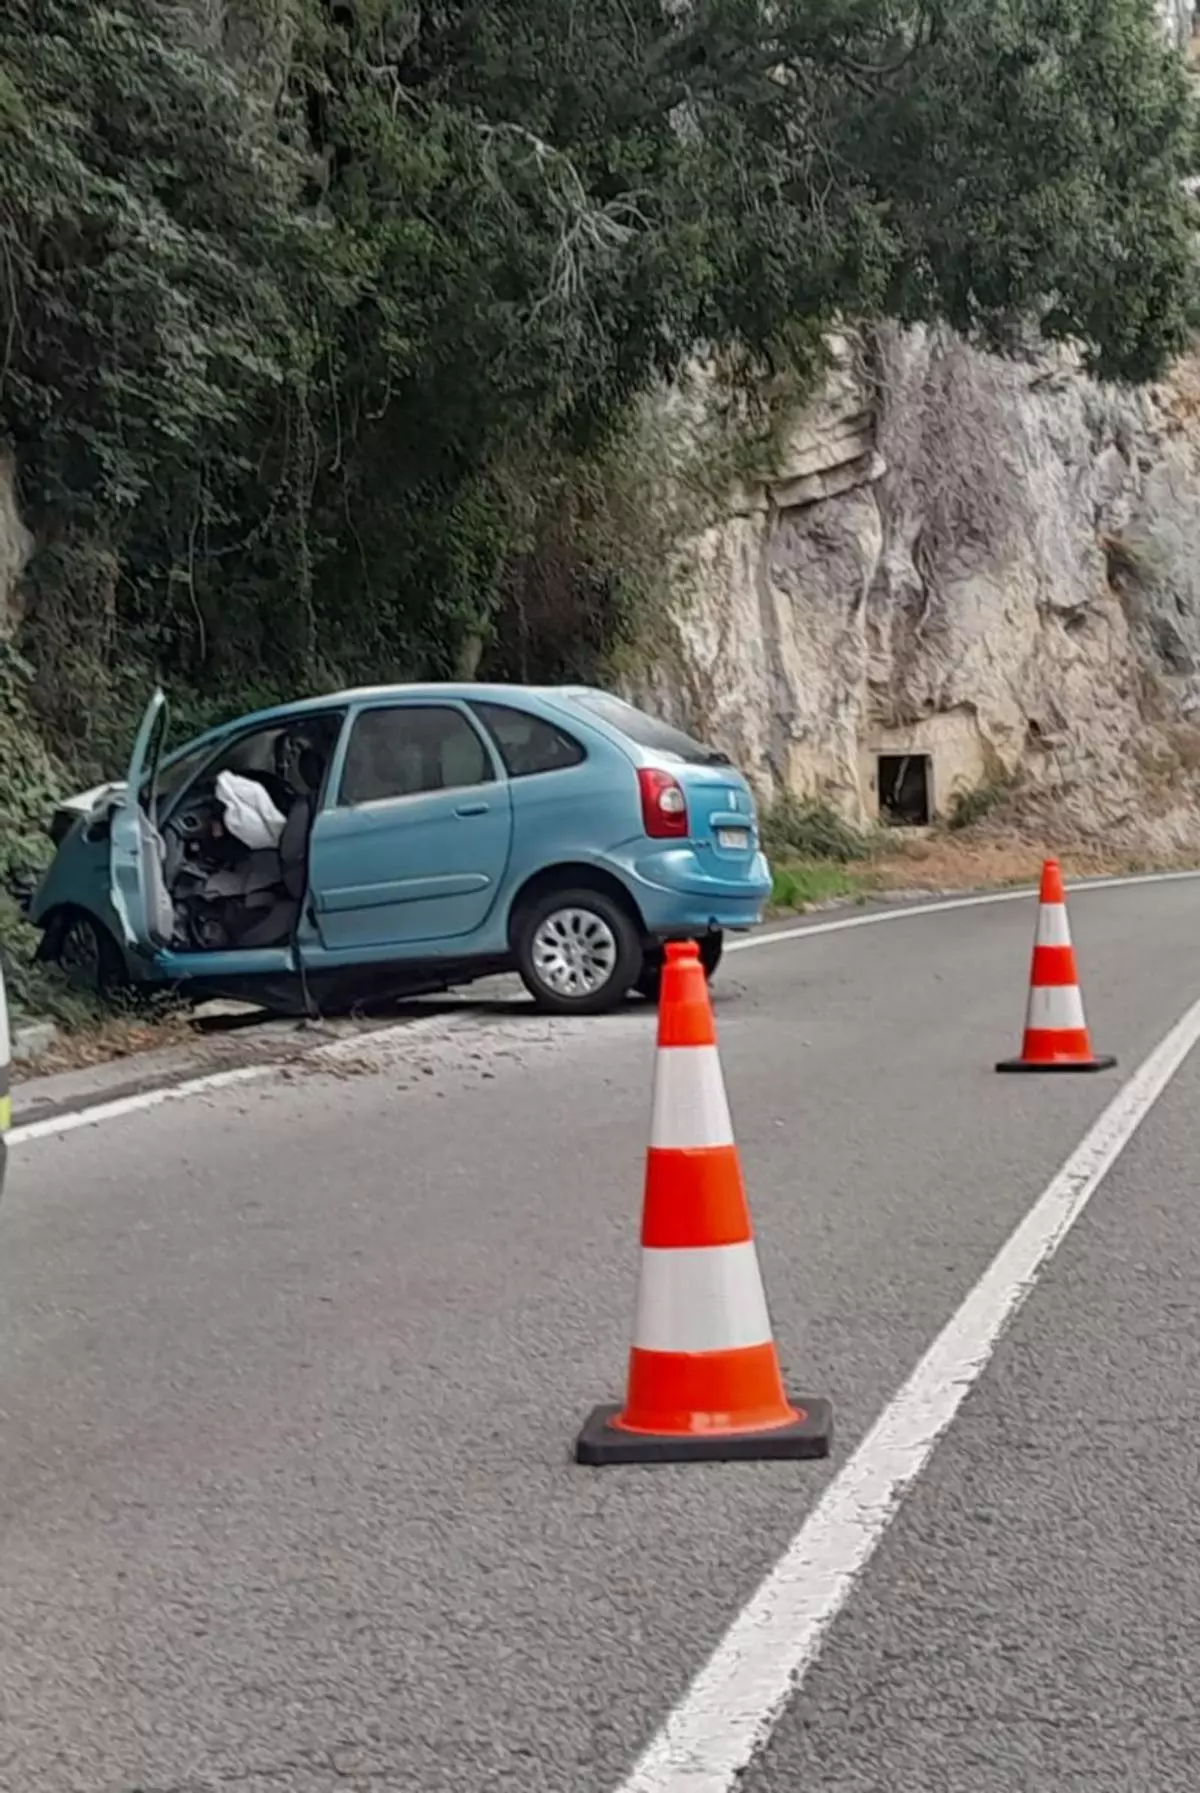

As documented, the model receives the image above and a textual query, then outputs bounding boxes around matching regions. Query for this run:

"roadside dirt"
[869,833,1186,892]
[24,1007,198,1074]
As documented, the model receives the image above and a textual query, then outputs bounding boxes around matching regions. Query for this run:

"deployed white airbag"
[215,770,287,851]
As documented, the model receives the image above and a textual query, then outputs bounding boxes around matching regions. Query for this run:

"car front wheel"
[515,888,643,1016]
[56,910,128,999]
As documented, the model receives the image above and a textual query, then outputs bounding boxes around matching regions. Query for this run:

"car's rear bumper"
[618,846,771,934]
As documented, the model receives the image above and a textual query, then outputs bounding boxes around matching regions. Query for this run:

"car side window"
[470,702,586,778]
[338,705,494,806]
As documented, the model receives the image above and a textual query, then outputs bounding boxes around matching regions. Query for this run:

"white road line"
[723,865,1200,954]
[8,1064,274,1145]
[7,1011,450,1148]
[611,990,1200,1793]
[10,867,1200,1148]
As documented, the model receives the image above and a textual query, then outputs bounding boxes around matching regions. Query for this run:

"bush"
[0,644,108,1024]
[761,795,875,864]
[946,776,1018,832]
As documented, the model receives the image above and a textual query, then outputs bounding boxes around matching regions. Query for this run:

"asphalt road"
[2,877,1200,1792]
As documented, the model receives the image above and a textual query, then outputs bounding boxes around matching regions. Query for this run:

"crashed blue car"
[27,683,771,1016]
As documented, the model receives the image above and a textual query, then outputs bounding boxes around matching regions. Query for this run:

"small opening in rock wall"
[877,754,932,827]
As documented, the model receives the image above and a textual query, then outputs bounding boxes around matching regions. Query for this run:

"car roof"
[231,682,595,731]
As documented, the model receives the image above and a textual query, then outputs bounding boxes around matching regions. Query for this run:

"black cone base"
[996,1053,1117,1074]
[575,1397,833,1466]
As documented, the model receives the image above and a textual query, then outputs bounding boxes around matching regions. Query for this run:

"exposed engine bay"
[162,731,330,953]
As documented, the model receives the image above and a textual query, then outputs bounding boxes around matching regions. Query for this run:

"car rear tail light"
[638,767,689,839]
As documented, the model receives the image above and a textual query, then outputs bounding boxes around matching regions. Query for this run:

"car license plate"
[716,827,750,849]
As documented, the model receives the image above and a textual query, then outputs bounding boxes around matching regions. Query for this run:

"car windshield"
[142,723,292,814]
[571,692,730,765]
[147,743,206,808]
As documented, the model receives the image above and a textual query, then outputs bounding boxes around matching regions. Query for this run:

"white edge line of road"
[612,988,1200,1793]
[10,865,1200,1149]
[7,1010,452,1147]
[723,864,1200,953]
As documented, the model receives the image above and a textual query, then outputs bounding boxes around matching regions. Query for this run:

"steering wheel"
[170,797,218,842]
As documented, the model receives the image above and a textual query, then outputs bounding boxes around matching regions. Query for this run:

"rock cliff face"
[634,2,1200,849]
[640,324,1200,849]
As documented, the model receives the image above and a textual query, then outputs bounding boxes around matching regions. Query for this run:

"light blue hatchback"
[27,683,771,1016]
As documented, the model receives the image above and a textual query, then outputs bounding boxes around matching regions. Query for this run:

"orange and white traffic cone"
[996,859,1116,1074]
[575,940,832,1465]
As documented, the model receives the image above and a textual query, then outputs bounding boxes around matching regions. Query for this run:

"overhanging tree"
[0,0,1194,761]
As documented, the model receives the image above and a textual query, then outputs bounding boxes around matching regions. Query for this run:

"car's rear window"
[571,692,729,765]
[470,702,586,778]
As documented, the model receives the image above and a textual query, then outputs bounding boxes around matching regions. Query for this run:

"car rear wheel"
[634,931,724,1003]
[515,888,642,1016]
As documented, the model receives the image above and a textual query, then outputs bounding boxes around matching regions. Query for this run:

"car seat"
[223,746,325,949]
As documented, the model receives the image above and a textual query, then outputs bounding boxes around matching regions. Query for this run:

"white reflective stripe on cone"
[1034,903,1072,947]
[649,1045,735,1151]
[1026,982,1087,1031]
[632,1241,773,1354]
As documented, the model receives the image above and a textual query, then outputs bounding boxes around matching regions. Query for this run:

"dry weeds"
[25,1006,199,1074]
[870,832,1193,894]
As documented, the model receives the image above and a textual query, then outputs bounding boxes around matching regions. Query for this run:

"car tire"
[514,887,643,1016]
[56,910,128,999]
[634,932,724,1003]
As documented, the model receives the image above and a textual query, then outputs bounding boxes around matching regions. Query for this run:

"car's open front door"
[109,688,176,954]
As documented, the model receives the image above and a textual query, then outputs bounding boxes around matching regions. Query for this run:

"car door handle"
[455,800,489,817]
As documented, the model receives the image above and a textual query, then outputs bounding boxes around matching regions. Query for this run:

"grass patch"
[762,796,883,912]
[770,860,879,911]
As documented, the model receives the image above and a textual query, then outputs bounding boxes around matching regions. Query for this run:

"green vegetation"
[770,860,878,912]
[761,797,879,911]
[0,0,1197,1006]
[946,774,1021,832]
[761,796,878,865]
[0,645,93,1022]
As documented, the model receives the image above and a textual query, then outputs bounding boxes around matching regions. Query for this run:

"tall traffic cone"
[575,940,832,1465]
[996,860,1116,1074]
